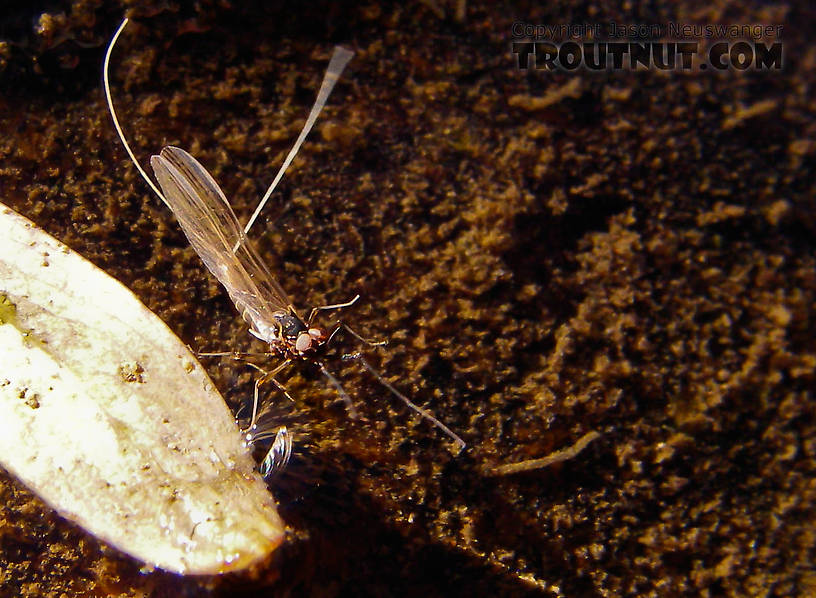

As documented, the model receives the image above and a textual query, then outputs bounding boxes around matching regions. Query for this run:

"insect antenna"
[342,352,466,451]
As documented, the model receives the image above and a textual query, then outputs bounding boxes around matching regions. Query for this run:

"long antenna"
[240,46,354,240]
[103,17,168,205]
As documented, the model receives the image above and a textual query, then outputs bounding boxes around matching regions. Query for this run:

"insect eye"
[308,327,325,340]
[295,332,312,352]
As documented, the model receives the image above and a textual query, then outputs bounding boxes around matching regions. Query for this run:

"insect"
[104,19,465,453]
[0,201,284,575]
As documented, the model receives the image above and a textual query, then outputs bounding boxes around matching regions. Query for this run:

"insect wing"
[151,146,293,329]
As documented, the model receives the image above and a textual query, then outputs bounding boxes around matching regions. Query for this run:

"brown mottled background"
[0,1,814,596]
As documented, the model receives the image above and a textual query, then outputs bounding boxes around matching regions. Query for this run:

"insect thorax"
[251,310,326,357]
[275,311,308,340]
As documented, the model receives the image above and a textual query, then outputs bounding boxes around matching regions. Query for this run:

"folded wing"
[150,146,293,331]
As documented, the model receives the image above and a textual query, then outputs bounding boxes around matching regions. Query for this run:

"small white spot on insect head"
[308,327,324,340]
[295,332,312,353]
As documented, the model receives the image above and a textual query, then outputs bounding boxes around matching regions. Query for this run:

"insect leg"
[196,349,276,359]
[342,352,466,451]
[317,362,359,419]
[245,359,293,430]
[307,294,360,325]
[326,321,387,348]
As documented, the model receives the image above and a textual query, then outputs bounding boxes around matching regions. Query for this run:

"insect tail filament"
[241,46,355,242]
[103,18,168,207]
